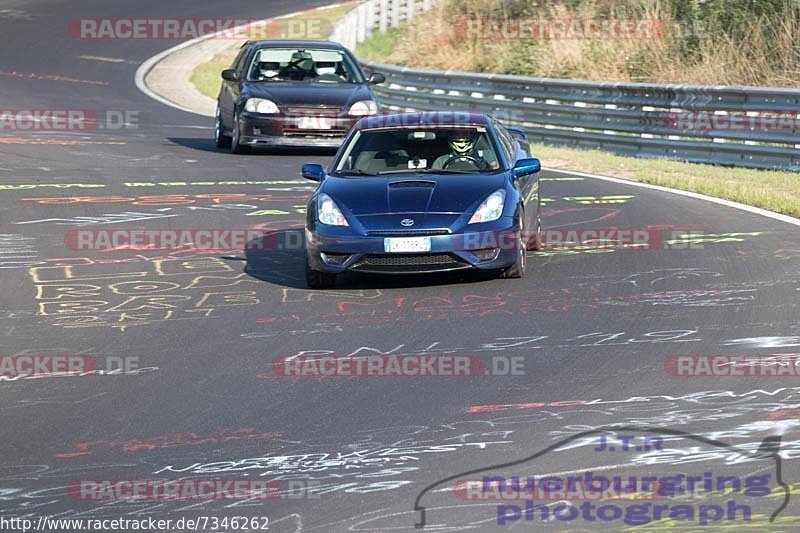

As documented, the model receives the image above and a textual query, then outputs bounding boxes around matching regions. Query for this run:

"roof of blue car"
[355,111,491,131]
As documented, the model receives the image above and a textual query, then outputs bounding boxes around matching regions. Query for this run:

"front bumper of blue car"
[305,217,522,275]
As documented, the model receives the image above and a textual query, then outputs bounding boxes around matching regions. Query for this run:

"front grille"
[360,254,457,266]
[283,130,347,137]
[367,229,450,237]
[286,107,342,116]
[351,253,467,272]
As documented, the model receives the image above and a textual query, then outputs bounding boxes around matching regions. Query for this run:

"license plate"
[298,116,333,129]
[384,237,431,253]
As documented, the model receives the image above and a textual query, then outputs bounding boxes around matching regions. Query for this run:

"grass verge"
[191,2,357,99]
[354,24,405,61]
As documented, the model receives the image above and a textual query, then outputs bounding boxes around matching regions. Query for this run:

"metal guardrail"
[333,1,800,170]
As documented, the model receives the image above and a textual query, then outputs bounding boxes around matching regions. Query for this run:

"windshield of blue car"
[333,128,503,175]
[246,48,363,83]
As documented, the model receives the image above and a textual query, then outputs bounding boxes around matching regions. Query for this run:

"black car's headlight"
[348,100,378,116]
[244,98,279,114]
[469,189,506,224]
[318,193,349,226]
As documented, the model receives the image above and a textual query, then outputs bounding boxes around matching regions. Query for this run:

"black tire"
[214,105,232,148]
[305,255,337,289]
[230,110,250,154]
[529,200,543,251]
[501,218,527,279]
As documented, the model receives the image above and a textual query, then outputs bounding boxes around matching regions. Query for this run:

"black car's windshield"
[246,47,363,83]
[333,128,503,175]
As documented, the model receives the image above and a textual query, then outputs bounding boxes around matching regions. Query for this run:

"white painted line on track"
[80,55,125,63]
[544,167,800,228]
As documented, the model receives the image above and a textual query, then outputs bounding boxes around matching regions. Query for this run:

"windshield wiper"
[376,169,427,175]
[418,169,475,174]
[333,169,377,176]
[376,168,475,175]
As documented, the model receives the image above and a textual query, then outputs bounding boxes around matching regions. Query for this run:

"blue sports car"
[301,111,542,288]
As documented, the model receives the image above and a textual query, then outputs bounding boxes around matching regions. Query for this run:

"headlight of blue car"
[318,193,349,226]
[469,189,506,224]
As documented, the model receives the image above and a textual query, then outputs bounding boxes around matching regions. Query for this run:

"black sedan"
[214,40,385,153]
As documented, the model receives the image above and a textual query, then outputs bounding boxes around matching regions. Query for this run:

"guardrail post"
[356,4,368,44]
[378,0,389,33]
[365,1,377,38]
[391,0,402,27]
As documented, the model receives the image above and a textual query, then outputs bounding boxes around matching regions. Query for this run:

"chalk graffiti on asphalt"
[29,256,263,331]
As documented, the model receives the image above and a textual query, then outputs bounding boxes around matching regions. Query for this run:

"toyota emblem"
[400,218,415,227]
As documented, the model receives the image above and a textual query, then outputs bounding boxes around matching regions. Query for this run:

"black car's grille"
[367,229,450,237]
[283,130,347,137]
[286,107,342,116]
[283,107,348,135]
[351,253,468,272]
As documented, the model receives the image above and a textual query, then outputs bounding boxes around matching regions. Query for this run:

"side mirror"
[367,72,385,84]
[302,163,325,181]
[512,158,541,178]
[221,69,238,82]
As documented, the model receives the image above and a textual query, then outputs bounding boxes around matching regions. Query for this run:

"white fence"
[330,0,437,50]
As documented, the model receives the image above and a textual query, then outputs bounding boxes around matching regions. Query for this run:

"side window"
[494,123,515,165]
[233,46,250,78]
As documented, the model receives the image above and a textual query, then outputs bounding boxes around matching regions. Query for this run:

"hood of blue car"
[244,82,373,109]
[321,174,508,219]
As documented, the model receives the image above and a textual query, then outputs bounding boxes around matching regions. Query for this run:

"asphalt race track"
[1,1,800,531]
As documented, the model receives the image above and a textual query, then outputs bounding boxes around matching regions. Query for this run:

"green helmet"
[449,132,474,155]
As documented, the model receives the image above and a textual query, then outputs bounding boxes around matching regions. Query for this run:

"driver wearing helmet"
[257,61,281,80]
[431,131,498,170]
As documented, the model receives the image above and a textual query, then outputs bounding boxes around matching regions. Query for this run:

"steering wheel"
[441,154,488,171]
[281,58,313,80]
